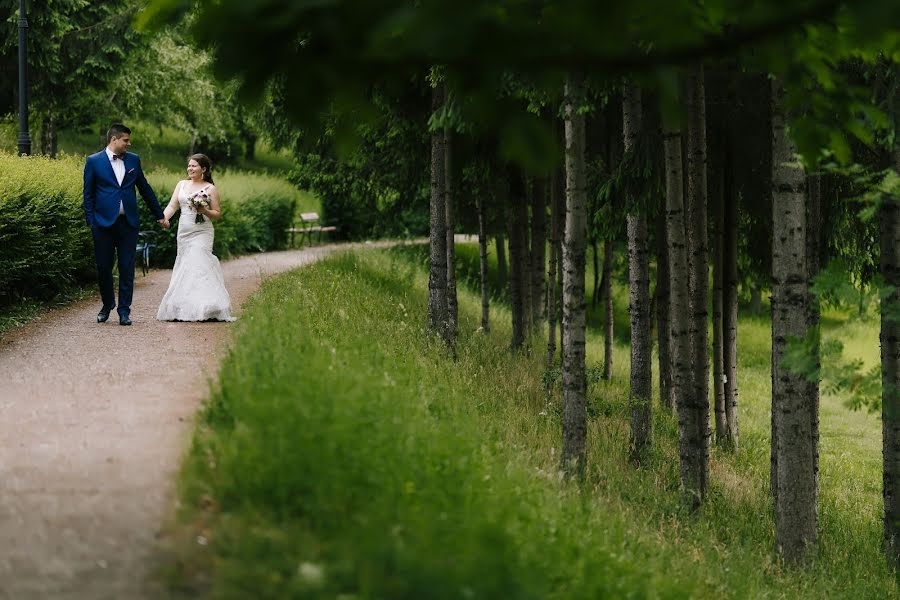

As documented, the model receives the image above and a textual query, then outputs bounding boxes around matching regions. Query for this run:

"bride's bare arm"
[163,181,182,221]
[199,185,222,220]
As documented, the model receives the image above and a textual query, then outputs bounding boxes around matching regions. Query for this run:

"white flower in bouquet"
[187,189,211,223]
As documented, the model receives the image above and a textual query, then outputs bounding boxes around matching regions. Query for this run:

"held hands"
[157,218,170,230]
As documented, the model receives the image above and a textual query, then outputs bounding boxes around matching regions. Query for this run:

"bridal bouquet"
[187,189,210,223]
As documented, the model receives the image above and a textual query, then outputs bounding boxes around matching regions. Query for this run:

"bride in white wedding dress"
[156,153,235,322]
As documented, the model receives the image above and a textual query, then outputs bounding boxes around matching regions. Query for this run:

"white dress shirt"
[105,147,125,215]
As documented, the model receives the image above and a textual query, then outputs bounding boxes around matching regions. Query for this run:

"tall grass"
[168,245,894,599]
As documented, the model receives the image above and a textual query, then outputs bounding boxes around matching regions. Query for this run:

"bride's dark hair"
[189,153,215,184]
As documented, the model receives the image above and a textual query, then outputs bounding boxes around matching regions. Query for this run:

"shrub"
[0,153,94,305]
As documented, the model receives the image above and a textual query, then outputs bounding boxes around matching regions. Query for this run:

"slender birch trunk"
[532,177,547,329]
[427,83,449,342]
[712,140,727,446]
[496,235,508,293]
[806,172,822,482]
[771,76,817,563]
[478,193,490,332]
[602,239,614,379]
[723,140,740,448]
[883,145,900,567]
[685,64,710,502]
[592,239,601,309]
[508,169,529,350]
[547,167,562,367]
[624,82,652,460]
[664,110,700,508]
[656,202,673,410]
[562,72,589,480]
[445,126,458,346]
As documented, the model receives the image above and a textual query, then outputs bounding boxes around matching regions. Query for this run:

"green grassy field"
[165,242,892,599]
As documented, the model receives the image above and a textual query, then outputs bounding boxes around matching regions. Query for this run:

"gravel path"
[0,243,387,599]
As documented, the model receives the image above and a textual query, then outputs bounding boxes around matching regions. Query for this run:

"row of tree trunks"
[561,72,589,479]
[623,82,652,461]
[770,76,818,564]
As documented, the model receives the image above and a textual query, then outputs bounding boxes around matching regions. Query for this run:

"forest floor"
[0,241,397,599]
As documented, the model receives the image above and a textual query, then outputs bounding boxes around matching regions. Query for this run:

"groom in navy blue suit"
[82,123,169,326]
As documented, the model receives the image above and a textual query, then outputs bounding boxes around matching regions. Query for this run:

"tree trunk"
[496,235,508,292]
[478,194,490,333]
[427,83,450,343]
[521,175,533,333]
[770,76,817,563]
[624,82,652,461]
[508,169,529,350]
[592,239,601,309]
[664,106,700,508]
[547,167,562,367]
[562,72,589,480]
[602,238,614,379]
[532,177,547,330]
[806,172,822,485]
[684,64,710,504]
[445,126,458,347]
[883,145,900,567]
[40,115,58,158]
[244,133,257,161]
[750,286,762,314]
[558,178,565,358]
[723,138,740,449]
[656,202,673,410]
[712,135,727,446]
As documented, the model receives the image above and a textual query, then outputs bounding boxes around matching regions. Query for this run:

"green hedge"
[0,152,302,307]
[0,153,94,305]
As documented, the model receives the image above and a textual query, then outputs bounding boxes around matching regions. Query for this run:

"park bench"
[287,212,338,247]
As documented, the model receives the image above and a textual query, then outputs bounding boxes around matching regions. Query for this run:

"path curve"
[0,242,392,599]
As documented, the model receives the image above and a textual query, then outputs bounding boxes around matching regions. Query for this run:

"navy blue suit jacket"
[82,150,164,229]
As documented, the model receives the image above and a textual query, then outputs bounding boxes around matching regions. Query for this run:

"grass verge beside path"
[168,247,896,599]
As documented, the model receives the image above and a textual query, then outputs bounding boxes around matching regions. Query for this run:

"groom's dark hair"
[107,123,131,142]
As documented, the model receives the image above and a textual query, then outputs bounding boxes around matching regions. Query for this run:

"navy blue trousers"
[91,215,139,316]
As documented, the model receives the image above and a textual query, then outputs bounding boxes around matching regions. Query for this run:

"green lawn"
[164,243,894,599]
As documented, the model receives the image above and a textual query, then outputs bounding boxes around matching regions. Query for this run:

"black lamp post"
[17,0,31,156]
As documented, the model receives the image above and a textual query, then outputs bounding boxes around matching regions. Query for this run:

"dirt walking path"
[0,243,386,599]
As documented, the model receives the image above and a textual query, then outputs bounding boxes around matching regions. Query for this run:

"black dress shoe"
[97,307,113,323]
[119,314,132,326]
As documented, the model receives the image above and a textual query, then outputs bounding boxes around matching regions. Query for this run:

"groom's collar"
[104,147,126,161]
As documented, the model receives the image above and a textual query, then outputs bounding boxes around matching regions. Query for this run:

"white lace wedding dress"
[156,182,235,322]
